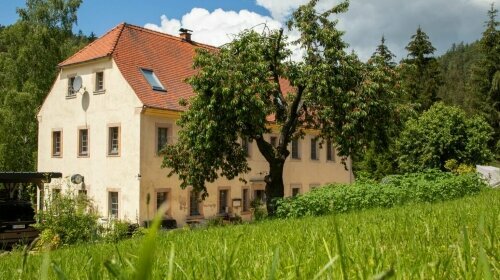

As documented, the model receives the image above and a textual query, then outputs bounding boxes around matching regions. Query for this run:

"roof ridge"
[109,23,126,54]
[58,23,126,67]
[123,23,219,51]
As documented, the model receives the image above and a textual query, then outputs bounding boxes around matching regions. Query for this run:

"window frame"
[310,138,319,160]
[155,123,171,155]
[108,191,119,219]
[94,71,105,93]
[326,139,336,162]
[217,187,230,215]
[67,75,77,98]
[51,129,63,158]
[78,127,90,157]
[291,138,300,159]
[140,68,166,92]
[107,124,121,156]
[188,189,203,217]
[155,188,170,217]
[290,184,301,197]
[241,187,250,213]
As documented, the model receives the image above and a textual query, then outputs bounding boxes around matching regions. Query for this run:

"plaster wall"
[37,58,143,221]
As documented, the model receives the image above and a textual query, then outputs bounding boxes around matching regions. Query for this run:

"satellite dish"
[82,91,90,111]
[71,174,84,184]
[72,76,82,92]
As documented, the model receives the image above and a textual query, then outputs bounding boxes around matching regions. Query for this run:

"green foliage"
[0,0,90,172]
[275,170,486,218]
[0,91,37,171]
[438,42,480,111]
[34,192,100,245]
[400,26,442,111]
[103,220,136,243]
[444,159,476,175]
[164,1,402,213]
[1,190,498,279]
[397,103,493,172]
[468,3,500,152]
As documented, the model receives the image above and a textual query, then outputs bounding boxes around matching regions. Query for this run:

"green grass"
[1,189,499,279]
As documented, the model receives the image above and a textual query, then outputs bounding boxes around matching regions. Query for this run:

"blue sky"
[0,0,270,36]
[0,0,495,60]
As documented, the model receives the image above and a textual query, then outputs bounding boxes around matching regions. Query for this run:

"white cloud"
[145,0,493,61]
[256,0,493,61]
[144,8,282,47]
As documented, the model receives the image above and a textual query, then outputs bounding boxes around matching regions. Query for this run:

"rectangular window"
[218,189,229,214]
[52,188,61,198]
[67,76,76,97]
[292,187,300,197]
[311,138,318,160]
[189,190,200,216]
[254,189,266,203]
[242,188,250,212]
[157,127,168,153]
[291,139,300,159]
[140,68,165,91]
[242,137,250,157]
[270,136,278,148]
[108,126,120,156]
[109,192,119,218]
[78,129,89,156]
[78,189,87,197]
[156,191,168,210]
[326,140,335,162]
[95,71,104,92]
[52,131,62,157]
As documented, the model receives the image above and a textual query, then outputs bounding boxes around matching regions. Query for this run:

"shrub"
[35,192,99,246]
[276,170,487,218]
[397,103,493,172]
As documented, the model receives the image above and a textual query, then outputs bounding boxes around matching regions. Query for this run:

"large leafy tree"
[0,0,88,171]
[400,27,442,111]
[469,3,500,154]
[163,0,397,214]
[397,103,493,172]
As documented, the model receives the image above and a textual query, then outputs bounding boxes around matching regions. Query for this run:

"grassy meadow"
[1,189,498,279]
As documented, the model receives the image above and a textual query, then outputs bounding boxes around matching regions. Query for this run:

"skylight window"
[140,68,166,91]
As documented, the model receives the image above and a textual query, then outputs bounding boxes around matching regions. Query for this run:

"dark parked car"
[0,200,38,248]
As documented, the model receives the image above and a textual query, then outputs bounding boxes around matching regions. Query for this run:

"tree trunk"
[264,159,285,216]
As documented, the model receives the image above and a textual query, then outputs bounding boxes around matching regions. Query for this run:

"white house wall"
[37,58,143,221]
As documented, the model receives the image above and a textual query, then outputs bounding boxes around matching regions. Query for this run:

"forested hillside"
[0,0,93,171]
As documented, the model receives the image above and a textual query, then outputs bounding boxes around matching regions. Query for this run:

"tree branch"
[278,85,305,158]
[270,28,287,121]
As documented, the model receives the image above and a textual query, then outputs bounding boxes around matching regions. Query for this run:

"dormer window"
[140,68,165,91]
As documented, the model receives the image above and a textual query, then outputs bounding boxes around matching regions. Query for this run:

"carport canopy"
[0,172,62,184]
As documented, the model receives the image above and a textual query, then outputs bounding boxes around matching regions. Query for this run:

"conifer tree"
[469,3,500,153]
[401,27,442,111]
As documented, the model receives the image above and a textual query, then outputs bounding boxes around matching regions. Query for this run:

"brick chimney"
[179,28,192,42]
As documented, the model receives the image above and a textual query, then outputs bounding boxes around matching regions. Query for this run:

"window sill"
[93,89,106,95]
[78,154,90,158]
[186,215,204,221]
[65,95,76,99]
[51,155,62,158]
[107,153,120,157]
[326,160,336,163]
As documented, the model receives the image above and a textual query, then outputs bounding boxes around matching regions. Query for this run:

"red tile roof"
[59,23,294,112]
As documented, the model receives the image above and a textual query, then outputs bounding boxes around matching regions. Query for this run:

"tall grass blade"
[267,247,280,280]
[167,245,175,280]
[51,262,68,280]
[133,203,168,280]
[313,255,339,280]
